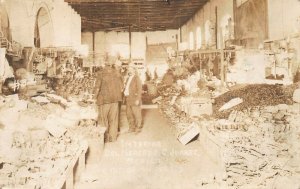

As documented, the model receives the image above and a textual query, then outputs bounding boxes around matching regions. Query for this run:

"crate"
[188,101,213,116]
[177,97,213,117]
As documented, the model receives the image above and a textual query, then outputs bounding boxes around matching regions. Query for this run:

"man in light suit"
[123,64,143,133]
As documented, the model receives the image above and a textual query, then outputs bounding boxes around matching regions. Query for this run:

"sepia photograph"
[0,0,300,188]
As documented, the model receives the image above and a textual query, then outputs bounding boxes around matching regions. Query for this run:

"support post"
[92,31,95,66]
[129,25,132,61]
[233,0,238,40]
[176,34,179,51]
[220,28,225,86]
[215,6,218,49]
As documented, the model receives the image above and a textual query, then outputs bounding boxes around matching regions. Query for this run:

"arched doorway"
[205,20,212,47]
[196,27,202,49]
[0,5,11,43]
[34,7,53,47]
[189,31,194,50]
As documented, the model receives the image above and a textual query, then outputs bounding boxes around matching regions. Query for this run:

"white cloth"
[0,48,14,81]
[124,75,134,96]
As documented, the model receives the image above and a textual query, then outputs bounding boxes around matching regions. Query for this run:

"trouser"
[118,102,122,132]
[98,103,119,141]
[126,102,142,131]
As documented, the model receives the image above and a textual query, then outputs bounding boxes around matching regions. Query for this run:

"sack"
[293,88,300,103]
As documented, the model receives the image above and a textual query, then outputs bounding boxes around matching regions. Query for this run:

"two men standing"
[94,62,142,142]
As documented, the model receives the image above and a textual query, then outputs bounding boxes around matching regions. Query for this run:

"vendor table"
[58,141,88,189]
[2,141,88,189]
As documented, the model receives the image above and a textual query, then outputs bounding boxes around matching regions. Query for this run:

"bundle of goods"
[145,81,158,97]
[0,129,85,188]
[142,81,159,105]
[55,76,96,101]
[161,70,175,87]
[214,84,297,119]
[201,103,300,188]
[159,100,193,136]
[157,84,183,97]
[176,71,201,94]
[173,66,190,80]
[22,102,61,120]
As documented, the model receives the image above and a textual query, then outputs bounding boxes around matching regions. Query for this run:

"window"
[237,0,249,7]
[189,32,194,50]
[111,43,129,58]
[205,20,211,46]
[196,27,202,49]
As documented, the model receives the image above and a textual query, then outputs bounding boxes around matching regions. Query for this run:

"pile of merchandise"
[156,70,215,136]
[0,94,96,188]
[214,84,298,118]
[22,101,64,120]
[0,129,85,188]
[201,103,300,189]
[159,97,193,136]
[157,84,183,97]
[55,75,96,103]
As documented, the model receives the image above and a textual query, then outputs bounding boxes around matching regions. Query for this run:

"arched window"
[189,32,194,50]
[0,5,11,41]
[196,27,202,49]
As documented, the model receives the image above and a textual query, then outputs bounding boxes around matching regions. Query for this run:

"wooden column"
[129,25,132,61]
[179,27,182,43]
[264,0,269,39]
[176,34,179,51]
[145,36,148,53]
[220,29,225,86]
[92,31,95,66]
[215,6,218,49]
[233,0,238,40]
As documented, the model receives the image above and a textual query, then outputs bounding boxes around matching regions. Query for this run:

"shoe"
[104,134,109,142]
[109,138,117,142]
[127,129,136,133]
[135,129,142,134]
[104,135,114,143]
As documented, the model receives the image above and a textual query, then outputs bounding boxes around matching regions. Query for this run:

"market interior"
[1,0,300,189]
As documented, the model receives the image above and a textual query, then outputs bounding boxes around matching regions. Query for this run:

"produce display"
[201,103,300,189]
[157,60,300,189]
[55,75,96,101]
[0,129,85,189]
[214,84,299,119]
[0,94,93,189]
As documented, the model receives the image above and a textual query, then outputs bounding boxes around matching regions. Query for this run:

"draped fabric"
[235,0,268,48]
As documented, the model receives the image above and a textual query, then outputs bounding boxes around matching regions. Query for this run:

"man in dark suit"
[123,65,143,133]
[94,62,123,142]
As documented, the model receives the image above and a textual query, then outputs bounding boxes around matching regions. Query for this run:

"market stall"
[0,92,104,189]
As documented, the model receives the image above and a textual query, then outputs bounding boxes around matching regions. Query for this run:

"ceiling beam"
[66,0,209,31]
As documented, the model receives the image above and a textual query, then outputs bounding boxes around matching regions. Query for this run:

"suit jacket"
[94,67,123,105]
[125,74,142,106]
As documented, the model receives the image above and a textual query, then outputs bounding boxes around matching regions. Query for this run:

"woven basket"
[146,83,158,97]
